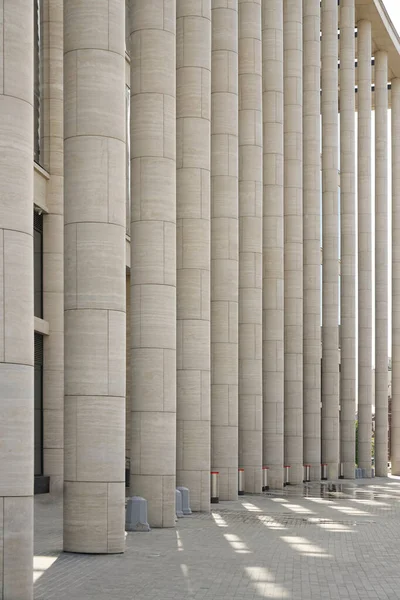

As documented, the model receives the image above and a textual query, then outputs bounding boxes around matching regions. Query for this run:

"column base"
[342,461,356,479]
[265,466,284,489]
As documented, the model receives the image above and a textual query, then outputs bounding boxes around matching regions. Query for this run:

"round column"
[41,0,64,495]
[0,0,34,594]
[303,0,321,482]
[129,0,177,527]
[357,20,373,477]
[392,79,400,476]
[283,0,303,485]
[211,0,239,501]
[64,0,126,552]
[339,0,356,479]
[262,0,284,489]
[238,0,263,494]
[176,0,211,512]
[321,0,340,480]
[374,50,389,477]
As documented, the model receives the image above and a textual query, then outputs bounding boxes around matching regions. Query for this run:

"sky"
[384,1,400,33]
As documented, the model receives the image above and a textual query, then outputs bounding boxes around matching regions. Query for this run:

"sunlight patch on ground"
[223,533,252,554]
[280,535,331,558]
[33,555,59,583]
[245,566,289,598]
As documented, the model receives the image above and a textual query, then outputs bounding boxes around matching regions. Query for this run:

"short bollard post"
[339,462,344,479]
[125,497,151,532]
[262,466,269,491]
[321,463,328,481]
[303,464,311,483]
[211,471,219,504]
[176,489,184,518]
[284,465,291,486]
[238,468,245,495]
[177,486,192,515]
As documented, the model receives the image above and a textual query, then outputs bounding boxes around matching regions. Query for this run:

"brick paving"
[34,477,400,599]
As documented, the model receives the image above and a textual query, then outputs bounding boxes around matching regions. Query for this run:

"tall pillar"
[374,50,389,477]
[176,0,211,512]
[0,0,34,595]
[303,0,321,481]
[211,0,239,501]
[321,0,339,480]
[339,0,356,479]
[392,79,400,476]
[262,0,284,490]
[357,20,373,476]
[283,0,303,484]
[129,0,177,526]
[64,0,126,552]
[238,0,263,494]
[41,0,64,495]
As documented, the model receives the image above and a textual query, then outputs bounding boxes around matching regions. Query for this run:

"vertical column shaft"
[303,0,321,481]
[392,79,400,476]
[64,0,126,552]
[41,0,64,495]
[375,50,389,477]
[0,0,34,594]
[262,0,284,489]
[283,0,303,484]
[238,0,263,494]
[176,0,211,511]
[321,0,339,480]
[211,0,239,501]
[339,0,356,479]
[129,0,177,527]
[357,20,373,476]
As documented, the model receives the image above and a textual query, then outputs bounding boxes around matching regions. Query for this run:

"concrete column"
[283,0,303,484]
[129,0,176,527]
[357,20,373,476]
[41,0,64,496]
[321,0,339,480]
[374,50,389,477]
[392,79,400,476]
[0,0,34,595]
[339,0,356,479]
[176,0,211,511]
[303,0,321,481]
[238,0,263,494]
[262,0,284,489]
[64,0,126,552]
[211,0,239,501]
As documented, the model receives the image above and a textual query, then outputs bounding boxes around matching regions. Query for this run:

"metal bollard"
[339,462,344,479]
[262,466,269,491]
[303,464,311,483]
[211,471,219,504]
[284,465,291,486]
[238,468,245,495]
[321,463,328,481]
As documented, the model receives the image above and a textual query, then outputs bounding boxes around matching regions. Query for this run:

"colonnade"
[1,1,400,595]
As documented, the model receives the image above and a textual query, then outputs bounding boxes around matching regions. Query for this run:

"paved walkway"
[34,478,400,599]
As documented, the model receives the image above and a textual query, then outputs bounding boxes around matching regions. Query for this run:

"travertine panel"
[129,0,177,527]
[303,0,321,481]
[357,20,373,477]
[374,50,389,478]
[64,0,126,553]
[238,0,262,494]
[321,0,340,481]
[392,79,400,476]
[0,0,34,594]
[283,0,303,485]
[211,0,239,501]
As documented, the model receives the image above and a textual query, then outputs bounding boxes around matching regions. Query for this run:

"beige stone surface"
[262,0,284,490]
[64,0,126,552]
[321,0,340,481]
[303,0,321,482]
[340,0,357,480]
[176,0,211,512]
[283,0,303,485]
[357,20,373,477]
[374,50,389,478]
[392,78,400,476]
[129,0,177,526]
[0,0,34,595]
[238,0,262,494]
[211,0,239,501]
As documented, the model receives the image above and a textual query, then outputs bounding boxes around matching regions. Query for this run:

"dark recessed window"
[34,211,43,319]
[34,0,42,164]
[34,333,44,477]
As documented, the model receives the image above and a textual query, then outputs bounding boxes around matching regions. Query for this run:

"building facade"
[1,0,400,596]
